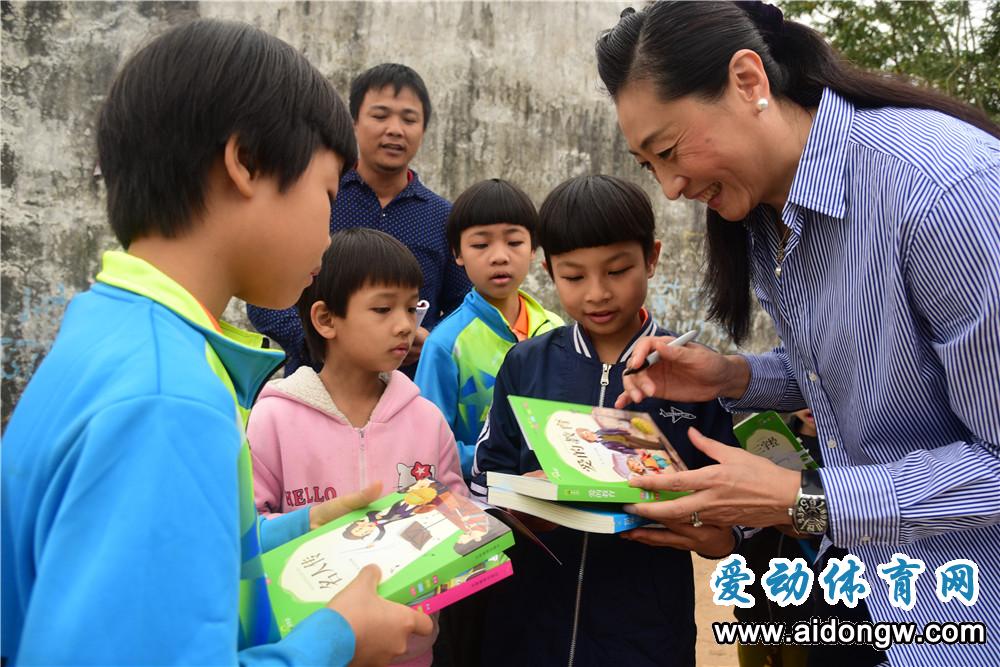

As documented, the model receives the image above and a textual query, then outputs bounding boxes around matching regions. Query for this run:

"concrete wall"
[1,1,777,424]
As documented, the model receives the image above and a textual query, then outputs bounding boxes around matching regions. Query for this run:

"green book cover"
[501,395,690,503]
[262,479,514,636]
[733,411,819,470]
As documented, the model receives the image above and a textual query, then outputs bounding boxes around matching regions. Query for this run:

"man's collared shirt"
[725,89,1000,665]
[247,168,471,374]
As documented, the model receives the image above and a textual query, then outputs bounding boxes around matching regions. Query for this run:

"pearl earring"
[756,97,769,112]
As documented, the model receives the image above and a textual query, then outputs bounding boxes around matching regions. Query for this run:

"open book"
[262,479,514,635]
[486,396,690,505]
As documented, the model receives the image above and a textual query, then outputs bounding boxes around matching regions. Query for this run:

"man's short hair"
[349,63,432,129]
[537,175,656,271]
[446,179,539,256]
[296,228,424,365]
[97,19,357,248]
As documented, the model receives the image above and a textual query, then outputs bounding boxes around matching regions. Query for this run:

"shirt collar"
[342,167,430,202]
[784,88,854,221]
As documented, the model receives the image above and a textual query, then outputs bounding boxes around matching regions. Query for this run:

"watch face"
[794,495,828,534]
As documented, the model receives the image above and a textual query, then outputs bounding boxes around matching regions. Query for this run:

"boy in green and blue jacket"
[415,179,563,480]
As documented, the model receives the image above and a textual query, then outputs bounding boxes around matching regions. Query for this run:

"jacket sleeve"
[14,395,353,667]
[247,397,286,518]
[415,336,474,477]
[469,356,526,500]
[246,303,308,374]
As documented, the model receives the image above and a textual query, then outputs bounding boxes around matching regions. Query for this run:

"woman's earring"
[756,97,769,112]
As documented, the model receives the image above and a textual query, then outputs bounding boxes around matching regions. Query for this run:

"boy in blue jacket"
[471,175,738,666]
[0,20,431,666]
[415,178,563,481]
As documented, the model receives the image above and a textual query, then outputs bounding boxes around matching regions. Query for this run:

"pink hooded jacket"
[247,366,466,667]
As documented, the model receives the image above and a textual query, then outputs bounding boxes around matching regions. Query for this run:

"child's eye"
[561,275,583,282]
[609,266,632,276]
[470,243,488,250]
[372,307,391,314]
[509,241,525,247]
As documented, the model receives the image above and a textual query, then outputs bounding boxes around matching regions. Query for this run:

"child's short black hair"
[446,179,539,256]
[349,63,432,129]
[296,228,423,365]
[537,175,655,272]
[97,19,357,249]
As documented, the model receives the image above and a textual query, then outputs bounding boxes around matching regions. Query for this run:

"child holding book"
[1,20,431,666]
[471,175,739,666]
[248,227,466,667]
[415,178,563,481]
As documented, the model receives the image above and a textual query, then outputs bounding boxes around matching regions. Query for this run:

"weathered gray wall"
[1,1,776,424]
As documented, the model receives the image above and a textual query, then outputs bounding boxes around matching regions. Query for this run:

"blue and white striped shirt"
[726,89,1000,665]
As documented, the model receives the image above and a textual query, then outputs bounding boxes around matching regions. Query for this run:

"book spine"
[613,512,651,532]
[555,484,681,503]
[410,560,514,614]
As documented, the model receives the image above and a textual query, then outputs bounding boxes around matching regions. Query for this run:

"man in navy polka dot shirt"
[248,63,472,377]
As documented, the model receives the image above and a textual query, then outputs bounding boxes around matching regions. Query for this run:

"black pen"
[623,330,698,376]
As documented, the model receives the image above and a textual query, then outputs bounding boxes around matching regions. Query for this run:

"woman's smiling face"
[614,78,771,222]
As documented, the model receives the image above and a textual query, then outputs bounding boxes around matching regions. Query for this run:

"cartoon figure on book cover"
[275,479,500,604]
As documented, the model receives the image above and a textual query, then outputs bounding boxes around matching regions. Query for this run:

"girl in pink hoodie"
[248,229,465,667]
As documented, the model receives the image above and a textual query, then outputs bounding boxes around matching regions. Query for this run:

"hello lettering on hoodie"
[285,486,338,507]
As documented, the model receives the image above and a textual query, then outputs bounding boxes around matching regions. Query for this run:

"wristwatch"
[789,469,828,535]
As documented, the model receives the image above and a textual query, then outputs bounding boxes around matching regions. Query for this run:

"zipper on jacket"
[567,364,611,666]
[567,532,589,667]
[597,363,611,408]
[358,428,367,489]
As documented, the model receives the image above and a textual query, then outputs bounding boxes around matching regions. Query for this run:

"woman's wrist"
[719,354,752,399]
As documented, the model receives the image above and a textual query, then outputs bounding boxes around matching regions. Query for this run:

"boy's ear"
[645,240,662,278]
[453,250,465,267]
[222,134,256,199]
[310,301,338,341]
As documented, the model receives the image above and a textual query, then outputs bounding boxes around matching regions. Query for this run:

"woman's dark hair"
[596,1,1000,343]
[97,19,357,249]
[349,63,433,129]
[446,179,540,255]
[296,228,423,365]
[537,175,655,274]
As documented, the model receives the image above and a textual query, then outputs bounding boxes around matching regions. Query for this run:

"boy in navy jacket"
[471,175,738,667]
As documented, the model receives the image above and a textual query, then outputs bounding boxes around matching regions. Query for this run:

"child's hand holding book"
[326,564,434,666]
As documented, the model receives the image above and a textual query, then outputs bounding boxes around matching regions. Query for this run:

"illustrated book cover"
[262,478,514,636]
[487,396,690,503]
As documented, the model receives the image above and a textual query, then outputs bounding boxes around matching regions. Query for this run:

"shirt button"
[860,535,871,543]
[808,371,818,382]
[827,439,837,449]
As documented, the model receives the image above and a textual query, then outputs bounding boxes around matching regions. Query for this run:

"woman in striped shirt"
[596,3,1000,667]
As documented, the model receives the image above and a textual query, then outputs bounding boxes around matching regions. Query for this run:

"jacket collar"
[570,313,659,364]
[465,289,557,341]
[95,251,284,409]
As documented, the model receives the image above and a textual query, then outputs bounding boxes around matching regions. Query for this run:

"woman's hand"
[621,520,736,558]
[615,336,752,408]
[310,481,383,530]
[624,428,801,529]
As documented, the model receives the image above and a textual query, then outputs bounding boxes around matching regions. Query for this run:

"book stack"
[262,478,515,634]
[486,396,689,534]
